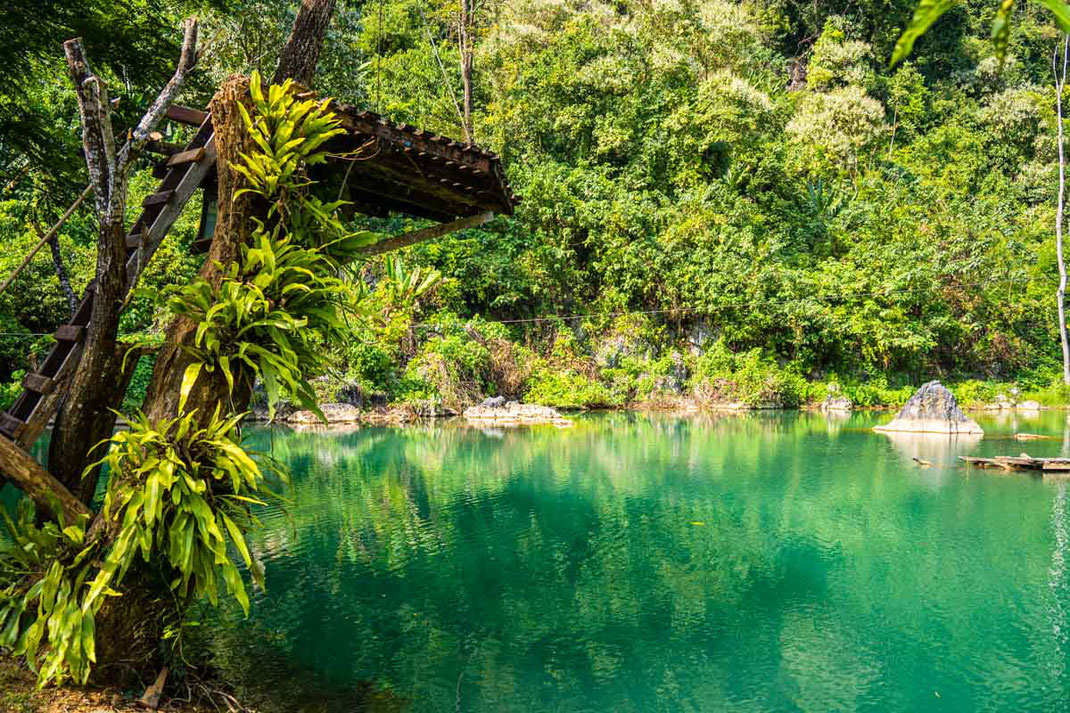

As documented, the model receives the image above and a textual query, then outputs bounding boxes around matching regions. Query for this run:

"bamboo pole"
[0,184,92,297]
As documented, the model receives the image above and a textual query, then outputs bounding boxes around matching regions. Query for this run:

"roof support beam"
[361,211,494,256]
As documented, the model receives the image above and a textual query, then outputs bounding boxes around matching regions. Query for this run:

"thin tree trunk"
[459,0,474,144]
[1056,35,1070,385]
[273,0,338,86]
[45,229,78,316]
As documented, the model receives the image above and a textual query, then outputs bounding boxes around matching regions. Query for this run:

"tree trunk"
[46,25,199,495]
[459,0,474,144]
[142,76,260,425]
[47,230,78,317]
[48,41,132,494]
[273,0,338,87]
[1056,35,1070,385]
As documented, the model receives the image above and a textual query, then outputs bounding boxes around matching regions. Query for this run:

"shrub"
[525,367,620,409]
[690,340,806,407]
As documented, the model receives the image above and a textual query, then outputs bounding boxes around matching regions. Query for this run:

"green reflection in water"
[199,411,1070,711]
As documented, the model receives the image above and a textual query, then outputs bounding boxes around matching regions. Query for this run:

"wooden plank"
[0,435,89,521]
[0,412,25,439]
[139,667,169,710]
[15,342,82,450]
[126,233,144,249]
[21,373,54,395]
[53,324,85,342]
[145,139,184,156]
[142,190,174,207]
[166,147,205,167]
[165,104,208,126]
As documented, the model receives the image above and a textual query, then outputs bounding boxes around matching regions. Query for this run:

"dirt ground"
[0,658,213,713]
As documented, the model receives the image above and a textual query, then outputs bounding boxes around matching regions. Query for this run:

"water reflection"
[194,410,1070,712]
[879,431,983,468]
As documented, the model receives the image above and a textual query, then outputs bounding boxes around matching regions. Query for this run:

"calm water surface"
[205,410,1070,712]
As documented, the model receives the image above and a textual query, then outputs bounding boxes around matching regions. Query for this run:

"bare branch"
[64,39,116,218]
[116,17,199,177]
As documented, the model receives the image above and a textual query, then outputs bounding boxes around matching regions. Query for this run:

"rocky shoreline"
[243,390,1061,429]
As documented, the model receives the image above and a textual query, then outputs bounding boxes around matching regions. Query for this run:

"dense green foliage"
[5,0,1070,417]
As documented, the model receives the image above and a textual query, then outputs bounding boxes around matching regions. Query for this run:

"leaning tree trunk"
[144,4,340,422]
[273,0,338,87]
[46,40,133,496]
[142,77,260,424]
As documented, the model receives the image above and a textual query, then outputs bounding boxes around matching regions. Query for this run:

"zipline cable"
[0,285,1044,339]
[0,184,93,299]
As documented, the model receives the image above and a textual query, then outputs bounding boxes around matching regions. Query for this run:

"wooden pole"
[0,184,92,298]
[360,211,493,256]
[0,436,89,522]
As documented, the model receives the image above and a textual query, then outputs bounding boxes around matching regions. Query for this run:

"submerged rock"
[463,400,573,427]
[874,381,983,435]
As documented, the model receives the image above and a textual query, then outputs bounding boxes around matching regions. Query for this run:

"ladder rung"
[166,105,208,127]
[126,233,144,249]
[22,373,54,395]
[167,147,206,167]
[0,412,25,439]
[143,191,174,207]
[145,139,183,156]
[53,325,85,342]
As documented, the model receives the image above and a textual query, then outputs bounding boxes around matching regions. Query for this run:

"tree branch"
[64,40,115,219]
[116,18,199,178]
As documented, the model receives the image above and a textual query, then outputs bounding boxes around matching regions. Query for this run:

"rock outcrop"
[820,384,852,412]
[874,381,983,435]
[463,400,573,427]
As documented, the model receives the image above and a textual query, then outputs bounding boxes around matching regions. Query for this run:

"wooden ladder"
[0,107,216,449]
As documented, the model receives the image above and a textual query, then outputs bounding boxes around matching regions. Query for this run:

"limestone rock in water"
[464,400,573,427]
[1018,400,1042,411]
[873,381,983,435]
[481,396,506,408]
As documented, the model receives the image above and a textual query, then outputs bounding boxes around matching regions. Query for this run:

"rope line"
[0,283,1045,340]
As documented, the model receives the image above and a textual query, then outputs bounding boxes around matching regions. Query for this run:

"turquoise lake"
[201,410,1070,712]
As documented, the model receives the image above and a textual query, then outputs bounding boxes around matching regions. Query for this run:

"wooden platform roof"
[323,103,517,222]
